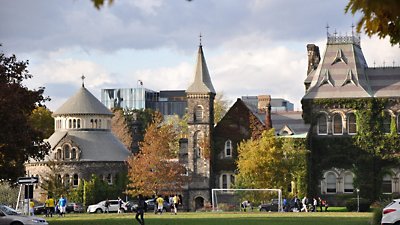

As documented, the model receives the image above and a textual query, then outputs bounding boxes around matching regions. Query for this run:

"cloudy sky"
[1,0,399,111]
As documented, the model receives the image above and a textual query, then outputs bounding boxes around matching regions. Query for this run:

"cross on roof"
[81,75,86,87]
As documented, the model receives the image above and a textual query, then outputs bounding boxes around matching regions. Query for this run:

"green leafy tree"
[235,129,307,198]
[0,48,50,182]
[126,112,187,197]
[29,106,54,139]
[111,108,133,151]
[0,182,19,207]
[39,160,69,200]
[345,0,400,45]
[214,92,231,125]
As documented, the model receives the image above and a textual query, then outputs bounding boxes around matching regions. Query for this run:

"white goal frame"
[211,188,282,212]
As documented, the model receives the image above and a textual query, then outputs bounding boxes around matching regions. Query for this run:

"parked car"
[87,200,128,213]
[259,199,279,212]
[145,198,171,212]
[0,205,48,225]
[381,199,400,225]
[66,203,84,213]
[33,204,47,215]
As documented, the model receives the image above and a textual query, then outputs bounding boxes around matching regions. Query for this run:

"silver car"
[0,205,48,225]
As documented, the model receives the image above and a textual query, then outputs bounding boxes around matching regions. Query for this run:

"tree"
[29,106,54,139]
[126,112,187,197]
[235,129,307,198]
[111,108,133,151]
[345,0,400,45]
[39,160,69,201]
[214,92,231,125]
[0,48,50,182]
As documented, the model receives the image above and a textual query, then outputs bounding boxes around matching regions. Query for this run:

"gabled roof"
[303,35,372,99]
[53,86,113,116]
[187,45,216,94]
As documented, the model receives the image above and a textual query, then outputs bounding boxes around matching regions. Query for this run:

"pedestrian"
[156,196,164,214]
[57,195,67,217]
[312,198,317,212]
[283,198,287,212]
[324,199,329,212]
[29,200,35,216]
[241,200,251,212]
[105,199,110,213]
[117,197,124,214]
[172,194,179,215]
[301,196,308,212]
[135,194,146,225]
[47,196,55,217]
[318,197,323,212]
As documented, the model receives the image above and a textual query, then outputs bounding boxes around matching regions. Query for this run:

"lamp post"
[356,188,360,212]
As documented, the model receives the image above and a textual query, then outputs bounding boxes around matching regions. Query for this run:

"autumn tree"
[111,108,133,151]
[214,92,231,125]
[235,129,308,198]
[0,48,50,182]
[39,160,68,201]
[29,106,54,139]
[126,112,187,197]
[345,0,400,45]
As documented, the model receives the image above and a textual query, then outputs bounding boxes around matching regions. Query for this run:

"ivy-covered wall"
[302,97,400,201]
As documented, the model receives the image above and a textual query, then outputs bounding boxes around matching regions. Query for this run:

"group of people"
[28,195,67,217]
[154,194,180,215]
[283,196,328,212]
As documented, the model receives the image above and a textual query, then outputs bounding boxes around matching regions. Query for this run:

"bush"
[371,200,392,225]
[345,198,371,212]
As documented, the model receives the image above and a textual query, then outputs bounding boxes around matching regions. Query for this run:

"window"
[332,114,343,134]
[194,131,202,158]
[57,149,62,160]
[69,119,72,129]
[220,173,235,189]
[94,119,98,128]
[71,148,77,159]
[107,174,112,185]
[222,174,228,189]
[90,119,94,128]
[398,115,400,134]
[77,119,81,128]
[64,145,70,159]
[73,174,79,186]
[64,174,70,187]
[344,173,354,193]
[73,119,76,128]
[195,105,203,122]
[230,174,235,186]
[317,114,328,135]
[224,140,232,157]
[347,113,357,134]
[383,111,391,134]
[382,174,392,193]
[326,173,336,193]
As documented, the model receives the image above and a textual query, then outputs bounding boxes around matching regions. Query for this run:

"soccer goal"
[211,188,282,212]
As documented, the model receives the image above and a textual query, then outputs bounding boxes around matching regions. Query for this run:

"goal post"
[211,188,282,212]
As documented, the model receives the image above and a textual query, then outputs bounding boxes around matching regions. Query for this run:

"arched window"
[69,119,72,129]
[347,113,357,134]
[326,172,336,193]
[77,119,81,128]
[73,119,76,128]
[344,173,354,193]
[195,105,203,122]
[220,173,235,189]
[382,174,392,193]
[57,174,62,184]
[224,140,232,157]
[230,174,235,186]
[317,114,328,135]
[194,131,202,158]
[64,174,70,187]
[222,174,227,189]
[71,148,76,159]
[57,149,62,160]
[73,174,79,186]
[383,111,391,134]
[99,119,102,128]
[107,174,112,185]
[332,114,343,135]
[94,119,98,128]
[90,119,94,128]
[64,145,70,159]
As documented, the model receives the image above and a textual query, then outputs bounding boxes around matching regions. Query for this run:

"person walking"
[29,200,35,216]
[58,195,67,217]
[312,198,317,212]
[135,194,146,225]
[117,197,124,214]
[301,196,308,212]
[156,196,164,214]
[241,200,251,212]
[104,199,110,213]
[172,194,179,215]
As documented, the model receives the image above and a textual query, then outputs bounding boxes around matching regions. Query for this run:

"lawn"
[45,211,372,225]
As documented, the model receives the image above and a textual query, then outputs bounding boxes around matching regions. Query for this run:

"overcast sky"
[1,0,399,111]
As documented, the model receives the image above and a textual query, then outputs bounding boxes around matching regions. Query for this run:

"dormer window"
[332,114,343,135]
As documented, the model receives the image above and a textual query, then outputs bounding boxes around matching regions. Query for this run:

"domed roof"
[53,86,113,116]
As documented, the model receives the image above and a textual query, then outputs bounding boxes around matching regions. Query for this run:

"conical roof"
[187,45,216,94]
[53,86,113,116]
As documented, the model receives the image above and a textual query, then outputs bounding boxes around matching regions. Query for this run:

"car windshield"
[0,205,20,215]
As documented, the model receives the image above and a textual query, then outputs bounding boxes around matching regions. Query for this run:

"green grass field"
[44,211,372,225]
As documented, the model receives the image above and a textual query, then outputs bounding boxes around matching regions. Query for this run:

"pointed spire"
[187,38,216,94]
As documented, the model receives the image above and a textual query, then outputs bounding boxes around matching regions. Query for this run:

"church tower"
[186,39,216,211]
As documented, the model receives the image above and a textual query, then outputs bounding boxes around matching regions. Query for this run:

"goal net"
[211,188,282,212]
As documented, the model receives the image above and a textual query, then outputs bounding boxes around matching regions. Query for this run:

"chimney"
[307,44,320,74]
[257,95,272,130]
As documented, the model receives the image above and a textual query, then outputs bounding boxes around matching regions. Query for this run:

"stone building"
[302,32,400,202]
[25,82,130,200]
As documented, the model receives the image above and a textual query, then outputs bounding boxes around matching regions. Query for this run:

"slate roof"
[53,86,113,116]
[303,35,400,100]
[47,130,130,162]
[187,45,216,94]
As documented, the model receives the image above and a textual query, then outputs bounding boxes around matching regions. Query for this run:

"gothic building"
[25,83,130,200]
[302,32,400,202]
